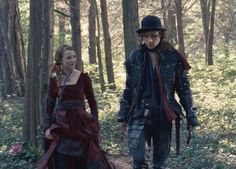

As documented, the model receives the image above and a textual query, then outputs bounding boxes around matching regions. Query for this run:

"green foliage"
[18,0,30,51]
[4,1,236,167]
[1,54,235,168]
[0,98,42,169]
[84,64,124,154]
[167,53,236,169]
[86,52,236,168]
[84,46,236,168]
[0,143,41,169]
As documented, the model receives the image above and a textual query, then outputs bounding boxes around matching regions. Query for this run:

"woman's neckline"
[60,70,81,87]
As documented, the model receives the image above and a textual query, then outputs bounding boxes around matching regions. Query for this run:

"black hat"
[136,15,166,34]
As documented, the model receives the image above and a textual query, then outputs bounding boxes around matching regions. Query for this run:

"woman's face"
[61,49,76,70]
[142,30,161,49]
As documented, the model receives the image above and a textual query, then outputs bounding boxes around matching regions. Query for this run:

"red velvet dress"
[43,72,106,169]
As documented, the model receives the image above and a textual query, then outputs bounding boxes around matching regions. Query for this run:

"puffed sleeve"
[83,73,98,119]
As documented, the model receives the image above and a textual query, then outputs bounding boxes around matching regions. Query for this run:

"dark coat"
[118,43,197,124]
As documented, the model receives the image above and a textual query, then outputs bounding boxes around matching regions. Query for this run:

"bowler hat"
[136,15,166,33]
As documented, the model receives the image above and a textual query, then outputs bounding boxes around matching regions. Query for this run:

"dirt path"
[106,126,195,169]
[110,154,132,169]
[109,152,182,169]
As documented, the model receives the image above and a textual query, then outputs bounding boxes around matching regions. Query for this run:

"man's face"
[142,31,161,50]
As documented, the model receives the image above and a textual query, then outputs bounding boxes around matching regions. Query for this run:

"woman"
[42,44,109,169]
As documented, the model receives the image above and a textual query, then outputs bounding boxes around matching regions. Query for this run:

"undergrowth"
[0,54,235,168]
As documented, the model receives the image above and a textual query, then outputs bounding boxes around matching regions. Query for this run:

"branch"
[228,12,236,34]
[54,9,70,18]
[183,0,198,11]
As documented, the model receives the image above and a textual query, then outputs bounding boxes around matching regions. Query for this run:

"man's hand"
[187,116,200,128]
[187,116,200,131]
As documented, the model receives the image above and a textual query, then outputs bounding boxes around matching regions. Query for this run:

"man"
[118,15,200,169]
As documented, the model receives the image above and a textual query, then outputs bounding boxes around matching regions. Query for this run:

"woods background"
[0,0,235,168]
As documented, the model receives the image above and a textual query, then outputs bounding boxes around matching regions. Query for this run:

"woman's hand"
[45,128,53,140]
[50,63,61,77]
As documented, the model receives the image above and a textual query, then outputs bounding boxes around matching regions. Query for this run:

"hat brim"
[136,27,166,34]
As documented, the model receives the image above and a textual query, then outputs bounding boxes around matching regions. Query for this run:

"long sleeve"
[175,62,199,127]
[175,64,193,113]
[84,73,98,119]
[43,77,58,130]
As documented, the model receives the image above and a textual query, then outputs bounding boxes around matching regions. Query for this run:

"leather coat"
[118,44,198,124]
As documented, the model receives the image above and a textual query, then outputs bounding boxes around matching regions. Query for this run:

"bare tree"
[88,0,97,64]
[224,11,236,57]
[96,36,105,92]
[58,8,67,44]
[200,0,216,65]
[0,0,26,99]
[161,0,168,31]
[161,0,177,45]
[95,0,105,92]
[122,0,139,59]
[23,0,43,145]
[69,0,83,70]
[39,0,54,126]
[207,0,216,65]
[100,0,116,88]
[175,0,186,56]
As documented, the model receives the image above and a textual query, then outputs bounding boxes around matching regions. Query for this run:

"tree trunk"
[175,0,186,56]
[96,37,105,92]
[100,0,116,88]
[165,1,177,45]
[95,0,105,92]
[69,0,83,70]
[1,1,15,96]
[122,0,139,59]
[0,0,26,98]
[224,12,236,57]
[88,0,97,64]
[23,0,43,145]
[200,0,216,65]
[58,8,66,44]
[199,0,210,64]
[207,0,216,65]
[39,0,53,129]
[0,52,11,99]
[161,0,167,28]
[14,3,26,96]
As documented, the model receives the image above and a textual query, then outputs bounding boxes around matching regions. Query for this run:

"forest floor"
[1,96,235,169]
[0,55,236,169]
[0,96,188,169]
